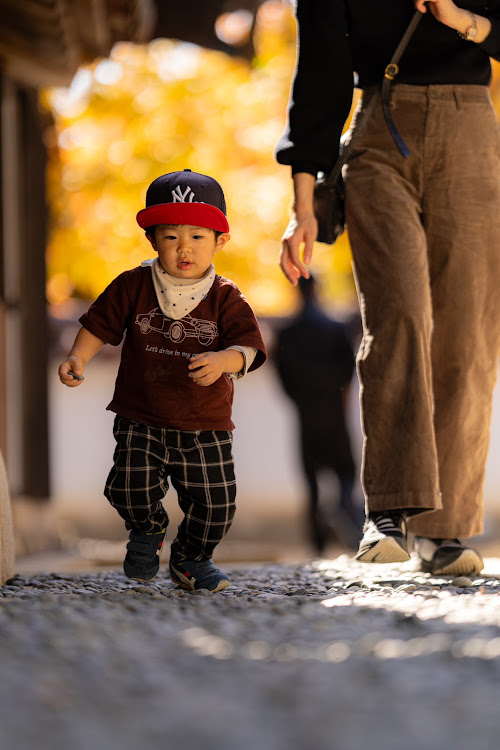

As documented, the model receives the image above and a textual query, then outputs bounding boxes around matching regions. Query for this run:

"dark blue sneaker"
[123,528,166,582]
[169,558,230,592]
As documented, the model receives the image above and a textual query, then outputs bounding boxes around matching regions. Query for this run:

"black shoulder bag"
[313,9,423,245]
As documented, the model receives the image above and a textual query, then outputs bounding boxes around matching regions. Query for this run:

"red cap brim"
[136,203,229,233]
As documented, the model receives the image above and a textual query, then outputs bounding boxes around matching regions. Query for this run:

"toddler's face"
[151,224,229,279]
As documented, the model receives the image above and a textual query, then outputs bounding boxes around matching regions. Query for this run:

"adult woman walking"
[276,0,500,575]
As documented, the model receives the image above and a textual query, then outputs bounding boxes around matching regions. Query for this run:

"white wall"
[48,354,500,533]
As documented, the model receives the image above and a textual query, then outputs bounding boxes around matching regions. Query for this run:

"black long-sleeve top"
[275,0,500,176]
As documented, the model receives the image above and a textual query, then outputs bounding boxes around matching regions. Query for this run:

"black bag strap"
[381,9,424,156]
[322,9,423,188]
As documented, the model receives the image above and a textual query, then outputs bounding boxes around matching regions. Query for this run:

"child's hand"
[59,356,85,387]
[188,352,226,386]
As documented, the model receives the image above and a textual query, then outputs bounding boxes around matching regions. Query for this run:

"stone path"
[1,554,500,750]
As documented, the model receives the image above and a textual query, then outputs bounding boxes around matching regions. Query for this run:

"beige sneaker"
[415,537,484,576]
[356,512,411,564]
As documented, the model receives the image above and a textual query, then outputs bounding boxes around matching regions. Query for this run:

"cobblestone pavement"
[1,554,500,750]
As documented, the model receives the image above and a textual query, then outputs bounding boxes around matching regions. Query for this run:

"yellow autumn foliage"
[43,3,500,318]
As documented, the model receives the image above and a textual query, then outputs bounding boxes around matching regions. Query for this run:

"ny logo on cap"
[172,185,196,203]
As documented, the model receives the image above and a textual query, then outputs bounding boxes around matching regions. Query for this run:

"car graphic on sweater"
[135,308,218,346]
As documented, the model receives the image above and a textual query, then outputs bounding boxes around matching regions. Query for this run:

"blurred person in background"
[276,0,500,576]
[274,275,362,556]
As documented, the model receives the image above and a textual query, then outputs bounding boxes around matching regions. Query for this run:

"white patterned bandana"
[141,259,216,320]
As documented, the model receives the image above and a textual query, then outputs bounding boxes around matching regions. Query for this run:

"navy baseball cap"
[136,169,229,233]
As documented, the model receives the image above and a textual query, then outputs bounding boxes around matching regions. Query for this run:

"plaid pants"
[104,415,236,562]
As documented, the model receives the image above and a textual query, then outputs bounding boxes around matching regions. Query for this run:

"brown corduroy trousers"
[344,84,500,539]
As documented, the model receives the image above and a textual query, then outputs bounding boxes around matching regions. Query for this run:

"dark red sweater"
[80,267,267,430]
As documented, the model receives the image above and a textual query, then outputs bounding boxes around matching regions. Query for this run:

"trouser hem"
[408,518,483,539]
[366,491,441,516]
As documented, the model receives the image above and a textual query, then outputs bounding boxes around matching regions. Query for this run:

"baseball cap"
[136,169,229,233]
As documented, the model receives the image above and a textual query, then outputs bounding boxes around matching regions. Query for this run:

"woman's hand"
[415,0,491,41]
[280,213,317,285]
[280,171,317,286]
[415,0,463,28]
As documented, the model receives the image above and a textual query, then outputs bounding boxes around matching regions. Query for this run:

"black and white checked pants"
[104,416,236,562]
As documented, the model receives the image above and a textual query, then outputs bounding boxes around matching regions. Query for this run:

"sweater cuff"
[478,18,500,60]
[291,162,322,178]
[226,346,257,380]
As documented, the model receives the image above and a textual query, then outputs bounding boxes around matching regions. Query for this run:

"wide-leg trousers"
[344,84,500,538]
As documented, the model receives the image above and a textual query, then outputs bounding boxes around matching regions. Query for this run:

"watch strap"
[458,11,477,40]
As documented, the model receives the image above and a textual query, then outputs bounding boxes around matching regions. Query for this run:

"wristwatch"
[458,11,478,41]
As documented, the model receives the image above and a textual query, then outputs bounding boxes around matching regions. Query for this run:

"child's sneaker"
[123,528,166,582]
[169,558,230,592]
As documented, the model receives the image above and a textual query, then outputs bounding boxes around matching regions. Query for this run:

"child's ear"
[146,233,158,252]
[215,232,230,253]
